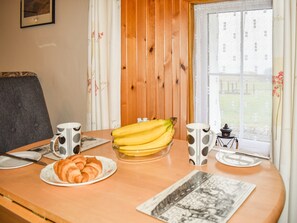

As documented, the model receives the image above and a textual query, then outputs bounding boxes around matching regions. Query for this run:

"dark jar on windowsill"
[220,124,232,137]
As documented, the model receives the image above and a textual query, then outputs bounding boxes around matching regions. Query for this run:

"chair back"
[0,72,53,153]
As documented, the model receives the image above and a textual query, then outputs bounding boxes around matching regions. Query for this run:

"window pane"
[209,12,241,74]
[242,76,272,142]
[209,75,241,133]
[209,75,272,143]
[208,9,272,150]
[243,10,272,75]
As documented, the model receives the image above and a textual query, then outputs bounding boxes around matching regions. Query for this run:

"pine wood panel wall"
[121,0,189,140]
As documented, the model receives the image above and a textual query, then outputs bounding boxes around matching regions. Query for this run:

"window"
[193,0,272,155]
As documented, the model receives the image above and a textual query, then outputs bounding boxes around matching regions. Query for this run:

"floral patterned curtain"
[272,0,297,222]
[87,0,121,130]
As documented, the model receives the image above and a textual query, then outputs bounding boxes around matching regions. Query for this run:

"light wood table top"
[0,130,285,223]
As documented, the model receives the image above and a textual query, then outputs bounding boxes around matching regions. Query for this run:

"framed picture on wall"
[20,0,55,28]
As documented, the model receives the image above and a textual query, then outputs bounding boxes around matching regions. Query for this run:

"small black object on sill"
[216,123,238,149]
[220,123,232,137]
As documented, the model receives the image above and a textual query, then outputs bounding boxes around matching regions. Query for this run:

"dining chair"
[0,72,53,153]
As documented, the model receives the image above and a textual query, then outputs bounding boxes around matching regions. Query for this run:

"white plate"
[216,151,261,167]
[0,151,42,169]
[40,156,117,187]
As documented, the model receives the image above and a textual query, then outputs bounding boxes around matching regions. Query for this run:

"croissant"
[54,154,102,183]
[81,157,103,183]
[68,154,87,170]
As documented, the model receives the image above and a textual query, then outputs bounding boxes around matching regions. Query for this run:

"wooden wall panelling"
[136,0,147,119]
[155,0,165,120]
[180,0,189,138]
[164,0,173,120]
[146,0,156,120]
[126,0,137,124]
[172,0,181,138]
[121,0,189,139]
[121,0,128,125]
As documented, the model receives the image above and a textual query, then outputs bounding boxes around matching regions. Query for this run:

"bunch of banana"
[112,117,176,157]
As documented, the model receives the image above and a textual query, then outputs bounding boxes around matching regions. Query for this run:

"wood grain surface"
[0,130,285,223]
[121,0,189,139]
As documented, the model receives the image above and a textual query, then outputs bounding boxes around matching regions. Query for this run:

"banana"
[113,121,172,146]
[117,125,175,152]
[111,117,176,138]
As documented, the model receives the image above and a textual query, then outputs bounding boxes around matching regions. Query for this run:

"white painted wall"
[0,0,89,132]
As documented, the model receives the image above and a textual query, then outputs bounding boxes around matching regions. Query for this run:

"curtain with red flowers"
[272,0,297,222]
[87,0,121,130]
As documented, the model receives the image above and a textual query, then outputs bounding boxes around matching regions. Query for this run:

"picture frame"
[20,0,55,28]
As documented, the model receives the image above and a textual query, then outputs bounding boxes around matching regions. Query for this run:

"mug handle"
[50,133,62,158]
[208,130,217,152]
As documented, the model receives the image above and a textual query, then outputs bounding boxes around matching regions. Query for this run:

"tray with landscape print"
[137,170,256,223]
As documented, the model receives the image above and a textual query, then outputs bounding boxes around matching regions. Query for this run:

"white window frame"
[193,0,272,155]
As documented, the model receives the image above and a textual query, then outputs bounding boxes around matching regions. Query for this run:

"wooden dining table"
[0,130,285,223]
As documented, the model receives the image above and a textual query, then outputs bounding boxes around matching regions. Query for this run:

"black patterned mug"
[50,122,81,158]
[186,123,216,165]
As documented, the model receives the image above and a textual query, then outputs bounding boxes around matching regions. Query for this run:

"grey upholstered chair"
[0,72,53,153]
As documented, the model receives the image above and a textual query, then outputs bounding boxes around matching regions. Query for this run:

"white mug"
[186,123,217,165]
[50,122,81,158]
